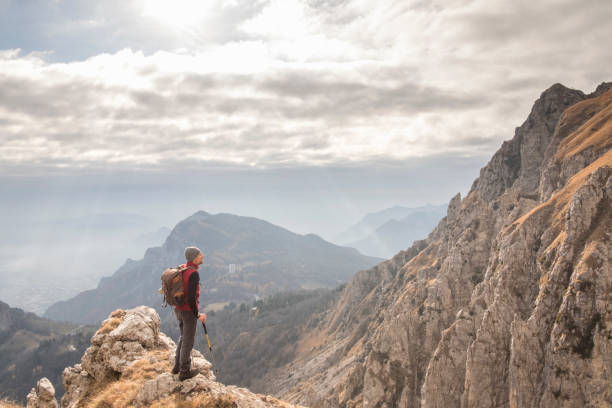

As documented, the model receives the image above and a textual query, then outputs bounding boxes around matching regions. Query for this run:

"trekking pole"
[201,322,219,374]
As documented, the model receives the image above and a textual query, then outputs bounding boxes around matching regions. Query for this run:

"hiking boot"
[178,369,199,381]
[171,364,179,375]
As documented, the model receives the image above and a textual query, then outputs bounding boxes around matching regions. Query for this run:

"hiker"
[172,246,207,380]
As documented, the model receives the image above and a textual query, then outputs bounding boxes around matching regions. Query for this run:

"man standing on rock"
[173,246,207,381]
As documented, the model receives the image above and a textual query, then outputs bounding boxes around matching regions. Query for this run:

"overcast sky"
[1,0,611,235]
[1,0,610,312]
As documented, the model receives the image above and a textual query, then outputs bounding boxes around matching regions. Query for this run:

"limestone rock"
[262,83,612,408]
[26,377,58,408]
[136,373,181,405]
[56,305,296,408]
[109,305,160,348]
[60,364,94,408]
[81,309,151,381]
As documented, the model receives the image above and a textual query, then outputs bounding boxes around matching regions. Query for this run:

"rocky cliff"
[25,306,302,408]
[261,82,612,407]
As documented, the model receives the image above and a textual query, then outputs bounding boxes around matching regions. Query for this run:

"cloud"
[0,0,271,60]
[0,0,609,171]
[0,49,501,169]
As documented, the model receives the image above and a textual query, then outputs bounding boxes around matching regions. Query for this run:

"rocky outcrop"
[26,378,58,408]
[28,306,301,408]
[262,82,612,407]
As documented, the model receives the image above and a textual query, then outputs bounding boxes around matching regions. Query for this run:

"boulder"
[26,377,58,408]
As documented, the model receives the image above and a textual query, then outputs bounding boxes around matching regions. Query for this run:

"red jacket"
[175,261,200,315]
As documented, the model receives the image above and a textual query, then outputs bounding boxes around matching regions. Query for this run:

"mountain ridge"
[345,205,446,258]
[44,211,381,324]
[257,81,612,407]
[334,204,446,245]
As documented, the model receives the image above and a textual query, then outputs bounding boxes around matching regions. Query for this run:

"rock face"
[261,82,612,407]
[26,378,58,408]
[28,306,302,408]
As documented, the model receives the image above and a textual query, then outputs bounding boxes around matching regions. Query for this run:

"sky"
[0,0,610,311]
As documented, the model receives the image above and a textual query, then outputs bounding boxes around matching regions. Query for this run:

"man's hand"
[198,313,207,324]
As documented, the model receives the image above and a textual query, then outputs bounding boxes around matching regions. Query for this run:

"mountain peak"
[536,82,585,113]
[590,81,612,97]
[190,210,211,219]
[541,81,574,94]
[469,82,586,201]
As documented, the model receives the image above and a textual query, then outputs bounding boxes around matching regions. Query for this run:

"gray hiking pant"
[174,309,198,373]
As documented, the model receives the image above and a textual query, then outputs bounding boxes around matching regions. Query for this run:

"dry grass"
[509,87,612,234]
[79,349,173,408]
[510,149,612,232]
[86,379,142,408]
[95,309,126,335]
[150,393,237,408]
[403,244,437,270]
[122,349,173,381]
[576,240,603,276]
[0,398,24,408]
[97,317,123,335]
[551,149,612,224]
[575,211,609,276]
[547,230,566,253]
[556,88,612,161]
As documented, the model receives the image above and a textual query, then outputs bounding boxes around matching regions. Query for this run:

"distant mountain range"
[335,204,446,258]
[0,300,95,403]
[44,211,381,324]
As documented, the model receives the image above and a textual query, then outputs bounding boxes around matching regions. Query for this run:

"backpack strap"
[179,265,194,274]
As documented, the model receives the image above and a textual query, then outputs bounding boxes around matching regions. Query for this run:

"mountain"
[9,81,610,407]
[22,306,299,408]
[248,82,612,407]
[334,204,445,245]
[0,300,95,403]
[44,211,381,324]
[346,205,446,258]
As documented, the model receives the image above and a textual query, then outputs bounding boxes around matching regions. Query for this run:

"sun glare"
[141,0,210,28]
